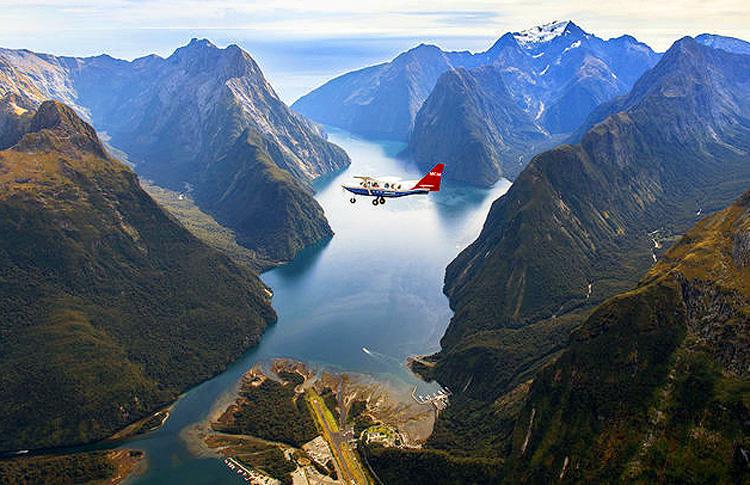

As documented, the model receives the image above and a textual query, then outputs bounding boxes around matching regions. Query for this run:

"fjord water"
[124,130,511,484]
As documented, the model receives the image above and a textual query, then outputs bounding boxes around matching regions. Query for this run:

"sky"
[1,0,748,102]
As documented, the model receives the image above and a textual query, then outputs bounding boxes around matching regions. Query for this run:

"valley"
[121,129,511,483]
[1,15,749,484]
[0,128,510,484]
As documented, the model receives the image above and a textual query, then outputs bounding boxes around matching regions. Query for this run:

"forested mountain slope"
[0,101,275,450]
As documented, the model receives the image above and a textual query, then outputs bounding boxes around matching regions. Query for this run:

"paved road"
[309,395,367,485]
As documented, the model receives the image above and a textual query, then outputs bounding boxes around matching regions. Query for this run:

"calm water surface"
[124,129,511,483]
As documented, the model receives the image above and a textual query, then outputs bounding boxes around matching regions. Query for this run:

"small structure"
[302,435,334,468]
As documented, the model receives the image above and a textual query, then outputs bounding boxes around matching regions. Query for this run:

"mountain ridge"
[503,188,750,482]
[0,100,276,450]
[293,20,660,148]
[415,37,750,401]
[404,65,552,185]
[376,38,750,483]
[0,39,349,262]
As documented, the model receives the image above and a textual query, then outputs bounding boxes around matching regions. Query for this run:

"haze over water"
[123,130,510,483]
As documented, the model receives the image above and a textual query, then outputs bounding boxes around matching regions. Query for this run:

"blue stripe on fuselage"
[343,186,429,198]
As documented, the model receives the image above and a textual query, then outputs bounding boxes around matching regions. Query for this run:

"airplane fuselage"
[342,185,429,198]
[341,163,444,206]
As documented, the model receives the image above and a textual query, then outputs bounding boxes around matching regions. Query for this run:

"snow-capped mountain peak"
[513,20,582,49]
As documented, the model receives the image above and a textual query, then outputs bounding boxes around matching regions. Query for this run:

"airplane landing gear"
[379,197,386,205]
[372,198,379,206]
[350,197,356,204]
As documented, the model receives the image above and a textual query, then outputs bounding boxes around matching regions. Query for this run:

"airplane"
[342,163,444,206]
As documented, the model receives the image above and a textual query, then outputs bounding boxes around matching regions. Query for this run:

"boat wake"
[361,346,401,365]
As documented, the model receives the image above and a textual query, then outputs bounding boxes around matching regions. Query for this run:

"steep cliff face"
[505,191,750,483]
[0,39,349,262]
[197,132,333,261]
[59,39,349,185]
[296,20,659,147]
[399,21,660,186]
[292,44,479,141]
[405,66,550,186]
[0,101,276,450]
[415,38,750,402]
[0,94,34,149]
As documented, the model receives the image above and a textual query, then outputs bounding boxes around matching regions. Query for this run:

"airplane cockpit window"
[384,183,390,189]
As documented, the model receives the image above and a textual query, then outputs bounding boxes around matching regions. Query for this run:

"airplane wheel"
[350,197,356,204]
[372,198,379,206]
[379,197,386,204]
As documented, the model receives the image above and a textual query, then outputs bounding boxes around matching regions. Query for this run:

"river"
[122,129,511,483]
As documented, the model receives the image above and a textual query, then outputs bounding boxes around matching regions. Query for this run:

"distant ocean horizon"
[0,29,494,103]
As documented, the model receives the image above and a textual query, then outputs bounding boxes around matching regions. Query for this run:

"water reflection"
[432,180,512,244]
[271,236,331,281]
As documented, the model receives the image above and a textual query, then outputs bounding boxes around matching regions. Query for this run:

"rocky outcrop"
[681,279,750,377]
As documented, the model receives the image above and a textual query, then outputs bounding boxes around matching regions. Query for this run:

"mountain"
[403,21,660,186]
[505,22,659,134]
[0,101,276,450]
[292,44,478,141]
[0,39,349,262]
[414,37,750,406]
[405,66,550,185]
[294,21,659,146]
[696,33,750,54]
[198,131,333,261]
[371,38,750,482]
[375,189,750,484]
[504,190,750,482]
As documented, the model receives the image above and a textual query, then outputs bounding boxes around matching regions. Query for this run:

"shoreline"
[196,358,440,484]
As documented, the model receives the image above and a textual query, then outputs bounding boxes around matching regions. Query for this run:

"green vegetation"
[424,38,750,406]
[408,40,750,481]
[237,447,295,485]
[0,101,275,451]
[141,182,272,271]
[320,388,340,422]
[197,132,334,262]
[500,191,750,482]
[348,399,375,436]
[0,452,115,484]
[365,445,502,484]
[214,378,317,447]
[2,39,350,263]
[634,353,750,483]
[276,371,304,387]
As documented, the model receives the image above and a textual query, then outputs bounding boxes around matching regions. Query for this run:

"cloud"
[397,10,502,26]
[0,0,748,52]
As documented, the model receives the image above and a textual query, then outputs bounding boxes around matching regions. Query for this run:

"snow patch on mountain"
[513,20,571,48]
[562,40,582,54]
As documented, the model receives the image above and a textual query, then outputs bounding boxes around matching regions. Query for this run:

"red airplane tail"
[412,163,444,192]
